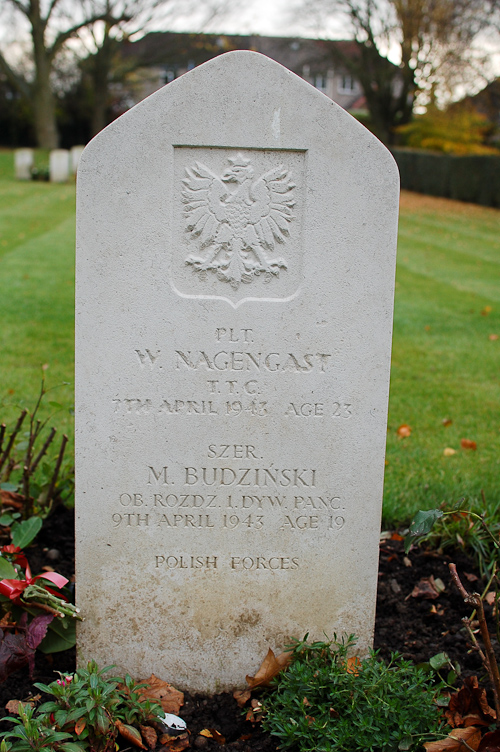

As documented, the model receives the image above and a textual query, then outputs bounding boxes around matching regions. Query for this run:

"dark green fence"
[391,149,500,208]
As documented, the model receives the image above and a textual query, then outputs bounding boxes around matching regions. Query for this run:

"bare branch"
[0,48,31,98]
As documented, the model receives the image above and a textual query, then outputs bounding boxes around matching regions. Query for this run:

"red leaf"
[478,729,500,752]
[75,719,86,736]
[26,614,53,650]
[0,628,35,682]
[461,439,477,450]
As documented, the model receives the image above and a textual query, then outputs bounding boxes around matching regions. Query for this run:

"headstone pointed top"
[76,44,399,693]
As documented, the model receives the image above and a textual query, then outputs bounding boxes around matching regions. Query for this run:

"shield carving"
[170,146,305,308]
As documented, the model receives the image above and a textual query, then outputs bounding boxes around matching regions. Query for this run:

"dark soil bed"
[0,507,491,751]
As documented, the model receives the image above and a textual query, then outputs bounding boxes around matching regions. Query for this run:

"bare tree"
[0,0,113,147]
[78,0,231,137]
[0,0,229,146]
[296,0,499,143]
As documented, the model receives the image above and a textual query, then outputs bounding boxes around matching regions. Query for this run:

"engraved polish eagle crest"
[182,153,296,289]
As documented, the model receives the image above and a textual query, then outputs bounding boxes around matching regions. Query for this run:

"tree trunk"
[89,25,117,137]
[33,69,59,148]
[32,10,59,148]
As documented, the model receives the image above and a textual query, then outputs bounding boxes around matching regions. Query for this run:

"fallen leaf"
[390,578,402,594]
[481,306,492,316]
[489,334,499,341]
[442,418,453,427]
[5,700,27,714]
[75,718,86,736]
[238,734,252,741]
[329,707,339,718]
[346,656,362,675]
[424,726,481,751]
[464,572,479,583]
[233,688,251,707]
[391,532,404,541]
[444,448,457,456]
[159,732,190,751]
[305,715,315,725]
[140,674,184,714]
[199,729,226,744]
[0,613,13,628]
[246,647,293,688]
[0,490,24,510]
[461,439,477,450]
[115,720,147,749]
[403,556,412,567]
[411,576,444,600]
[478,728,500,751]
[446,676,496,728]
[485,592,496,606]
[302,697,311,706]
[397,423,412,438]
[139,725,157,749]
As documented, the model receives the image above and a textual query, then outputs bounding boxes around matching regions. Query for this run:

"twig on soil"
[449,562,500,719]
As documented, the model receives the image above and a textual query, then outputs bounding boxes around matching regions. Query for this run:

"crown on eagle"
[227,153,251,167]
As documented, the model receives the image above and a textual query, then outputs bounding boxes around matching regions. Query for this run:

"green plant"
[261,635,444,752]
[0,377,74,549]
[0,703,79,752]
[1,662,163,752]
[404,497,500,578]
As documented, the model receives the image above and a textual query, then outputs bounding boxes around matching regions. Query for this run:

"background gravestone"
[14,149,33,180]
[50,149,70,182]
[76,51,399,692]
[71,145,85,174]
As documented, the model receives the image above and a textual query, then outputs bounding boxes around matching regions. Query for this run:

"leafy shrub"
[396,106,498,155]
[1,662,163,752]
[262,635,443,752]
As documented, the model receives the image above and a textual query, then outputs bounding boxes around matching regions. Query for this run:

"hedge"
[391,148,500,208]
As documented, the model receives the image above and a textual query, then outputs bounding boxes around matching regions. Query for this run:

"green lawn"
[0,150,75,439]
[0,149,498,524]
[385,193,500,523]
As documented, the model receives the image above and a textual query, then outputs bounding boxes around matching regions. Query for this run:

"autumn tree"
[296,0,499,144]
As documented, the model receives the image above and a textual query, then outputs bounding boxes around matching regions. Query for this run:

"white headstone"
[71,145,85,174]
[76,51,399,693]
[14,149,33,180]
[49,149,70,182]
